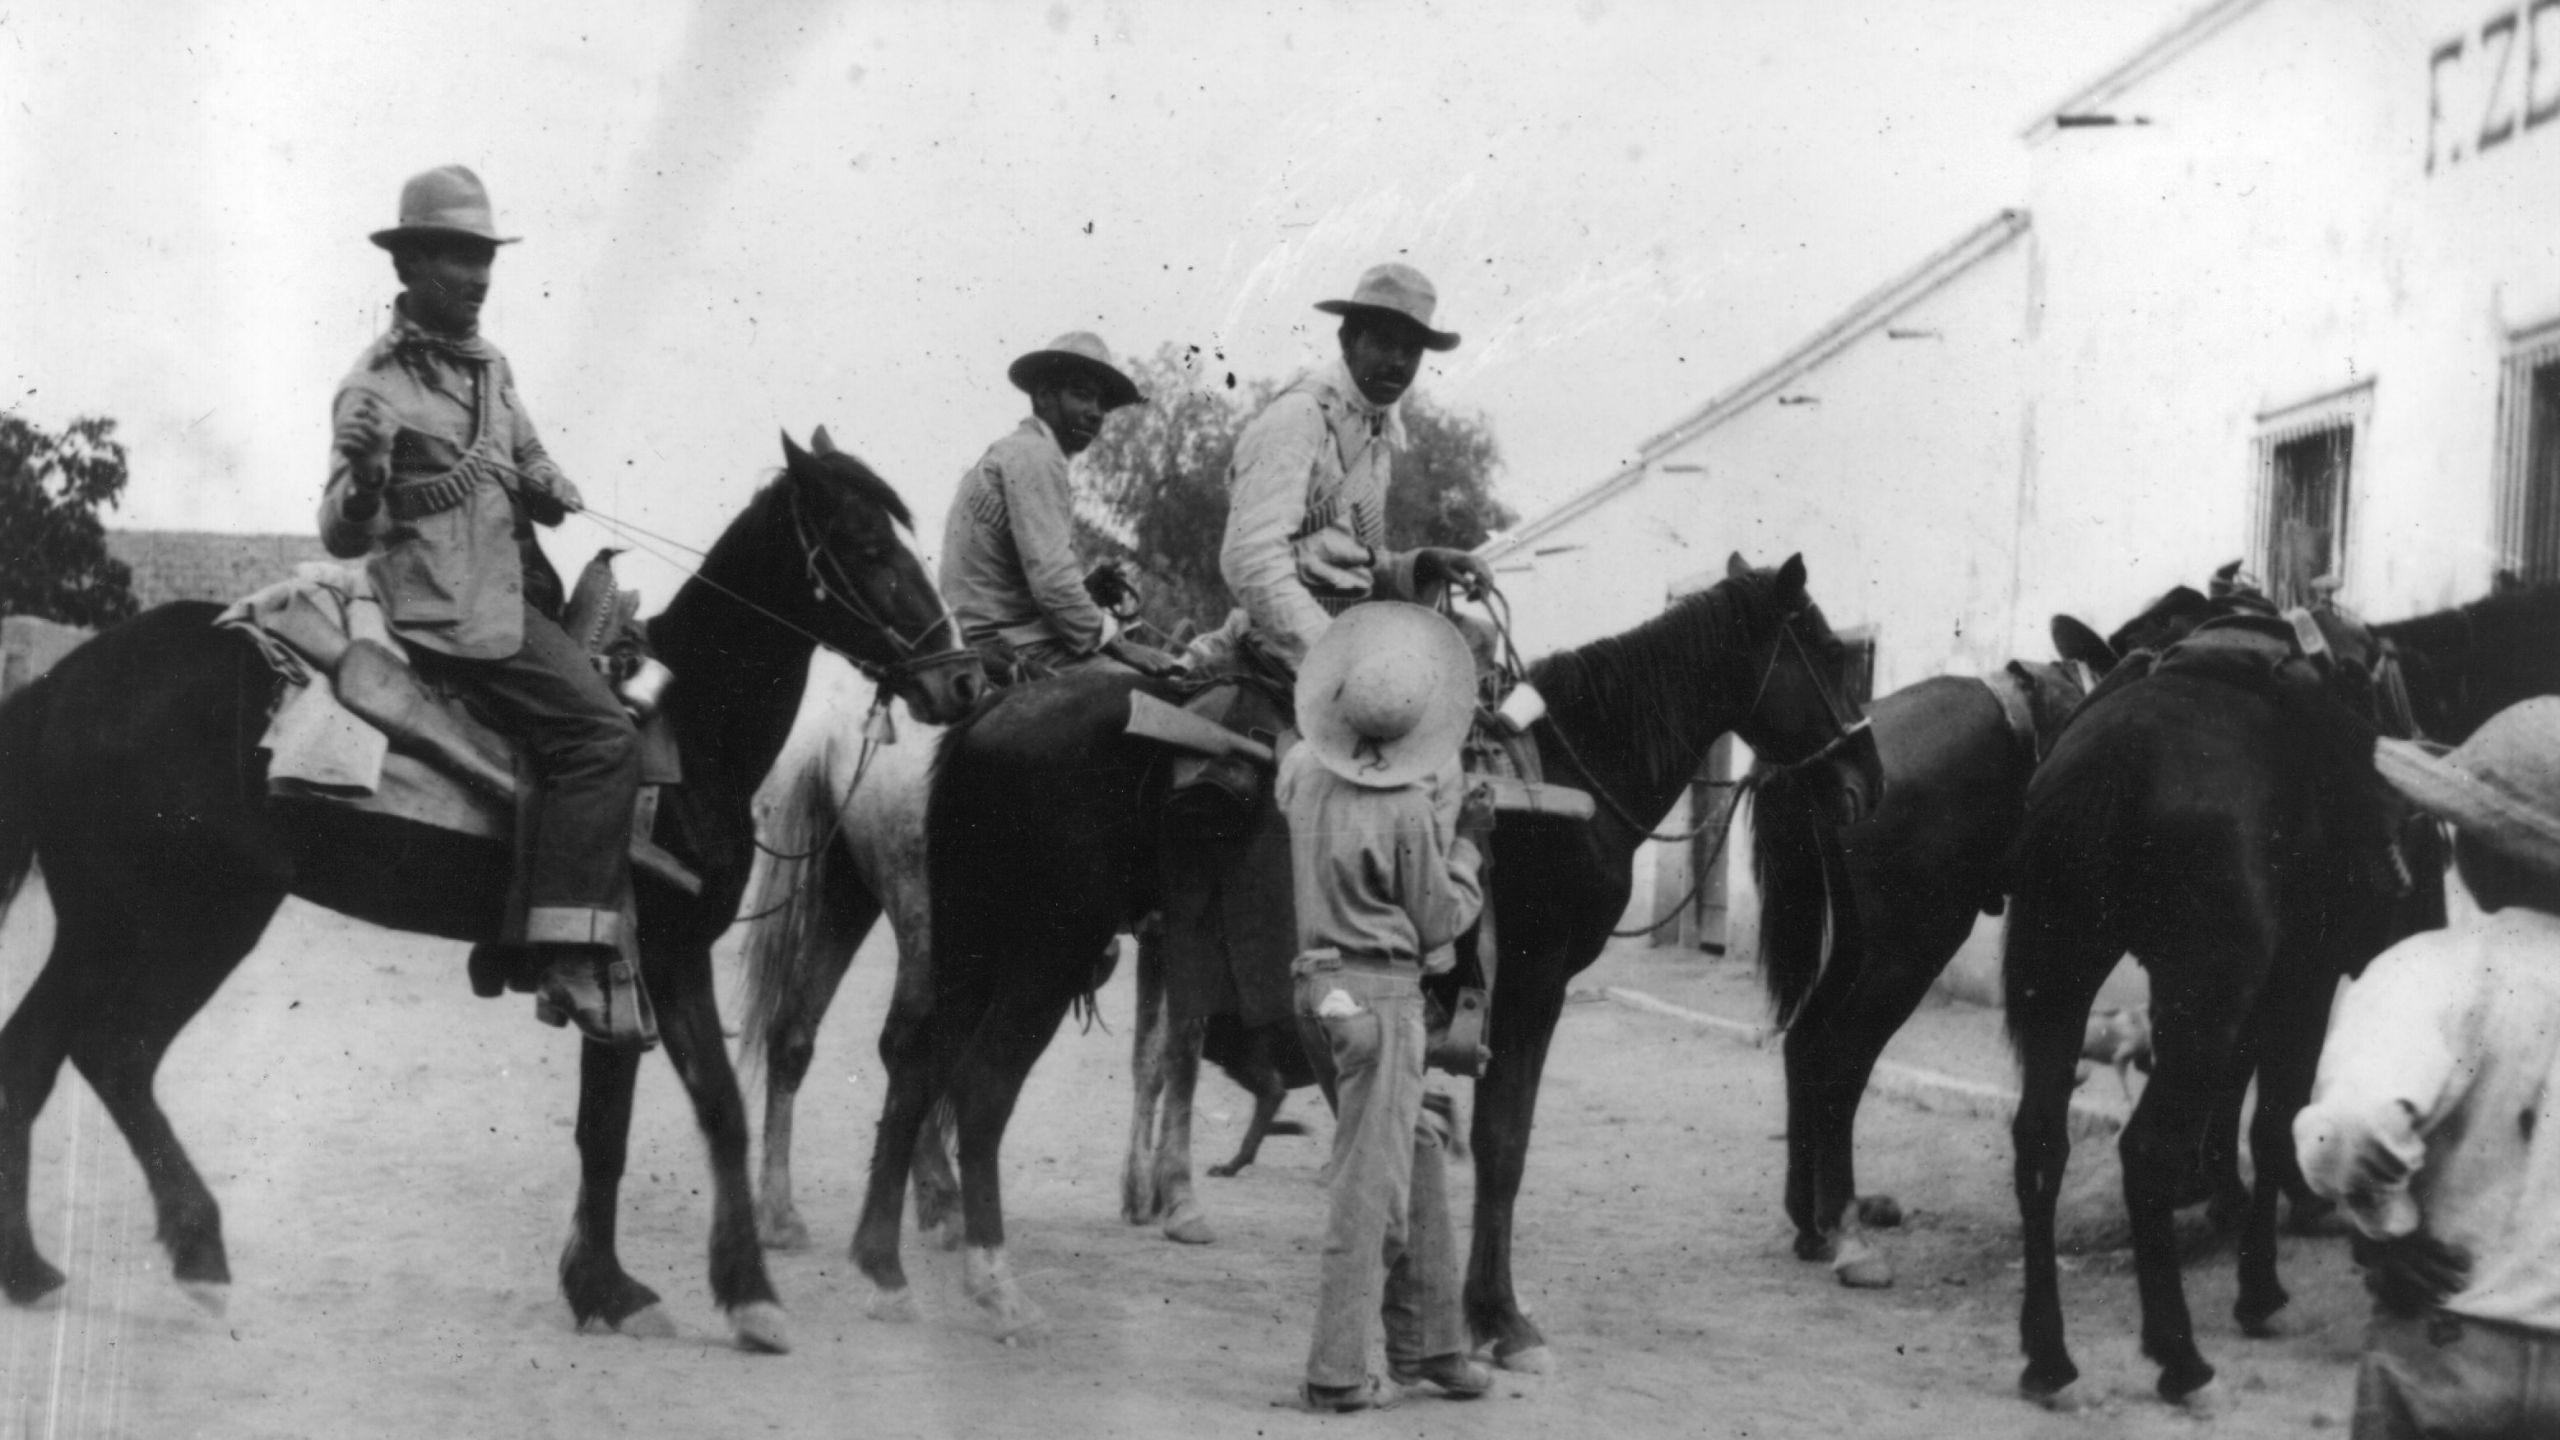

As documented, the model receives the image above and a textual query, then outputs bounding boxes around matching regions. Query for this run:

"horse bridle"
[1748,603,1874,776]
[789,487,977,695]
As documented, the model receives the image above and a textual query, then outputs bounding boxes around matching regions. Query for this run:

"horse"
[0,429,981,1353]
[736,647,962,1254]
[819,554,1877,1355]
[1748,582,2241,1289]
[1991,584,2560,1408]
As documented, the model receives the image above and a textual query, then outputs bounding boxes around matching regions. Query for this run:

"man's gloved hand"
[2353,1230,2472,1318]
[1083,559,1136,613]
[1415,547,1497,602]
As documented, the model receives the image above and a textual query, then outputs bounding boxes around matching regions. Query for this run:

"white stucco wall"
[2026,0,2560,626]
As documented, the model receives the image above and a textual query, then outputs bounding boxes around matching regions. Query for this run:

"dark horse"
[2001,582,2560,1408]
[1748,583,2235,1288]
[0,431,980,1352]
[810,554,1885,1355]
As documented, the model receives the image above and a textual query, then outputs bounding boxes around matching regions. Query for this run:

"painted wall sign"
[2428,0,2560,173]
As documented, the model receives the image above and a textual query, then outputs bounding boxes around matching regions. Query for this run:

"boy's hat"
[2376,697,2560,879]
[1297,602,1476,788]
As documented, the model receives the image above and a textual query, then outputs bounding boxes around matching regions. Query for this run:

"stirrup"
[533,949,659,1050]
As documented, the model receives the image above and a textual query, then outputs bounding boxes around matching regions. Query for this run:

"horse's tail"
[734,745,852,1084]
[1748,762,1852,1030]
[0,673,49,925]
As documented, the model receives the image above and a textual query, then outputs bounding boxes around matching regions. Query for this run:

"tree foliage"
[0,415,138,628]
[1075,344,1515,638]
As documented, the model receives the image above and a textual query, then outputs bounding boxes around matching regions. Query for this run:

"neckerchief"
[381,296,497,367]
[1311,354,1407,454]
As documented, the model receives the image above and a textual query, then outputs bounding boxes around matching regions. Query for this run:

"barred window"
[2497,320,2560,582]
[2253,382,2372,610]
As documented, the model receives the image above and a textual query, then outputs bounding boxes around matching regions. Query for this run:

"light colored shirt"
[1277,744,1484,968]
[316,303,572,659]
[1219,356,1426,671]
[2294,903,2560,1330]
[938,416,1109,658]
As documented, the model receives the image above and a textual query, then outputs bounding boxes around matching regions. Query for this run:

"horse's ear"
[780,429,810,472]
[1774,553,1807,604]
[1725,552,1751,581]
[2052,614,2118,674]
[810,425,839,456]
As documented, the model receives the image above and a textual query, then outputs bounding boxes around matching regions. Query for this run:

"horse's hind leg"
[911,1097,961,1250]
[0,957,83,1303]
[850,995,943,1320]
[2007,927,2115,1408]
[1149,1014,1212,1243]
[1120,925,1169,1225]
[948,979,1080,1342]
[2232,966,2330,1336]
[755,895,869,1252]
[1209,1071,1286,1178]
[40,873,279,1308]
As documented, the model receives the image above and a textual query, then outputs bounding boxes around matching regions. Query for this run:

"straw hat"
[1314,263,1460,352]
[2375,697,2560,879]
[1006,331,1142,410]
[370,165,519,250]
[1297,602,1477,789]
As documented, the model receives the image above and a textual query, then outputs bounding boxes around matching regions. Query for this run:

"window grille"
[2252,382,2373,610]
[2497,320,2560,583]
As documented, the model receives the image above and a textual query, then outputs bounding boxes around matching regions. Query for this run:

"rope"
[729,702,890,925]
[1608,771,1762,937]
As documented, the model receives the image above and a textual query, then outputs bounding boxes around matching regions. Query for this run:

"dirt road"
[0,885,2374,1438]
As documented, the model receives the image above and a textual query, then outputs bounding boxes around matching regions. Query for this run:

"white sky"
[3,0,2194,603]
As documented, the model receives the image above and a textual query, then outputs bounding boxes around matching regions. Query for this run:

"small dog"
[2078,1005,2155,1102]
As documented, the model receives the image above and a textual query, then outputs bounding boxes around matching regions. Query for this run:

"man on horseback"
[318,165,650,1049]
[1210,262,1495,676]
[939,331,1146,683]
[1282,603,1496,1411]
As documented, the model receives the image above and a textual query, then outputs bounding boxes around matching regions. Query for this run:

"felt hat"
[1006,332,1142,410]
[370,165,519,251]
[1313,262,1459,352]
[1297,602,1477,789]
[2375,697,2560,880]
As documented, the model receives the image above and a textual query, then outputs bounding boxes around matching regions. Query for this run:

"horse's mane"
[1527,573,1774,789]
[805,448,915,532]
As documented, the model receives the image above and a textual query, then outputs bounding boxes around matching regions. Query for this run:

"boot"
[530,942,659,1050]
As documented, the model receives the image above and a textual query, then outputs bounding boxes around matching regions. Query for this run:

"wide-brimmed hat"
[370,165,519,251]
[1297,602,1477,789]
[2376,697,2560,879]
[1007,332,1142,410]
[1313,262,1459,352]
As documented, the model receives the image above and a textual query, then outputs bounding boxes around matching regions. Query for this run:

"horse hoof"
[1854,1195,1904,1229]
[866,1286,920,1324]
[178,1281,229,1316]
[730,1301,791,1354]
[616,1304,679,1340]
[1831,1241,1894,1290]
[2171,1378,2229,1416]
[1792,1232,1835,1263]
[2022,1381,2086,1414]
[1492,1343,1554,1375]
[1161,1205,1215,1246]
[2237,1303,2299,1339]
[758,1215,812,1252]
[1206,1163,1241,1179]
[995,1315,1048,1348]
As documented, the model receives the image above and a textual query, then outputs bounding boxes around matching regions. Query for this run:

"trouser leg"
[444,605,640,933]
[1383,1096,1465,1369]
[1299,965,1421,1390]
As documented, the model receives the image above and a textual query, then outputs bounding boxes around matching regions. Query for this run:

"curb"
[1597,986,2127,1144]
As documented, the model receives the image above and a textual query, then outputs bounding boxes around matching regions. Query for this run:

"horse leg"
[1462,960,1570,1373]
[1120,925,1169,1224]
[911,1097,962,1250]
[754,894,869,1252]
[0,954,75,1305]
[1795,910,1965,1289]
[2121,960,2257,1405]
[1150,1015,1212,1243]
[2232,968,2329,1336]
[647,941,787,1352]
[2008,928,2114,1409]
[558,1037,676,1338]
[948,979,1080,1343]
[849,995,942,1320]
[1208,1067,1286,1177]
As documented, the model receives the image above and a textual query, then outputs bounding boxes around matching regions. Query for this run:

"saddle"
[217,550,697,897]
